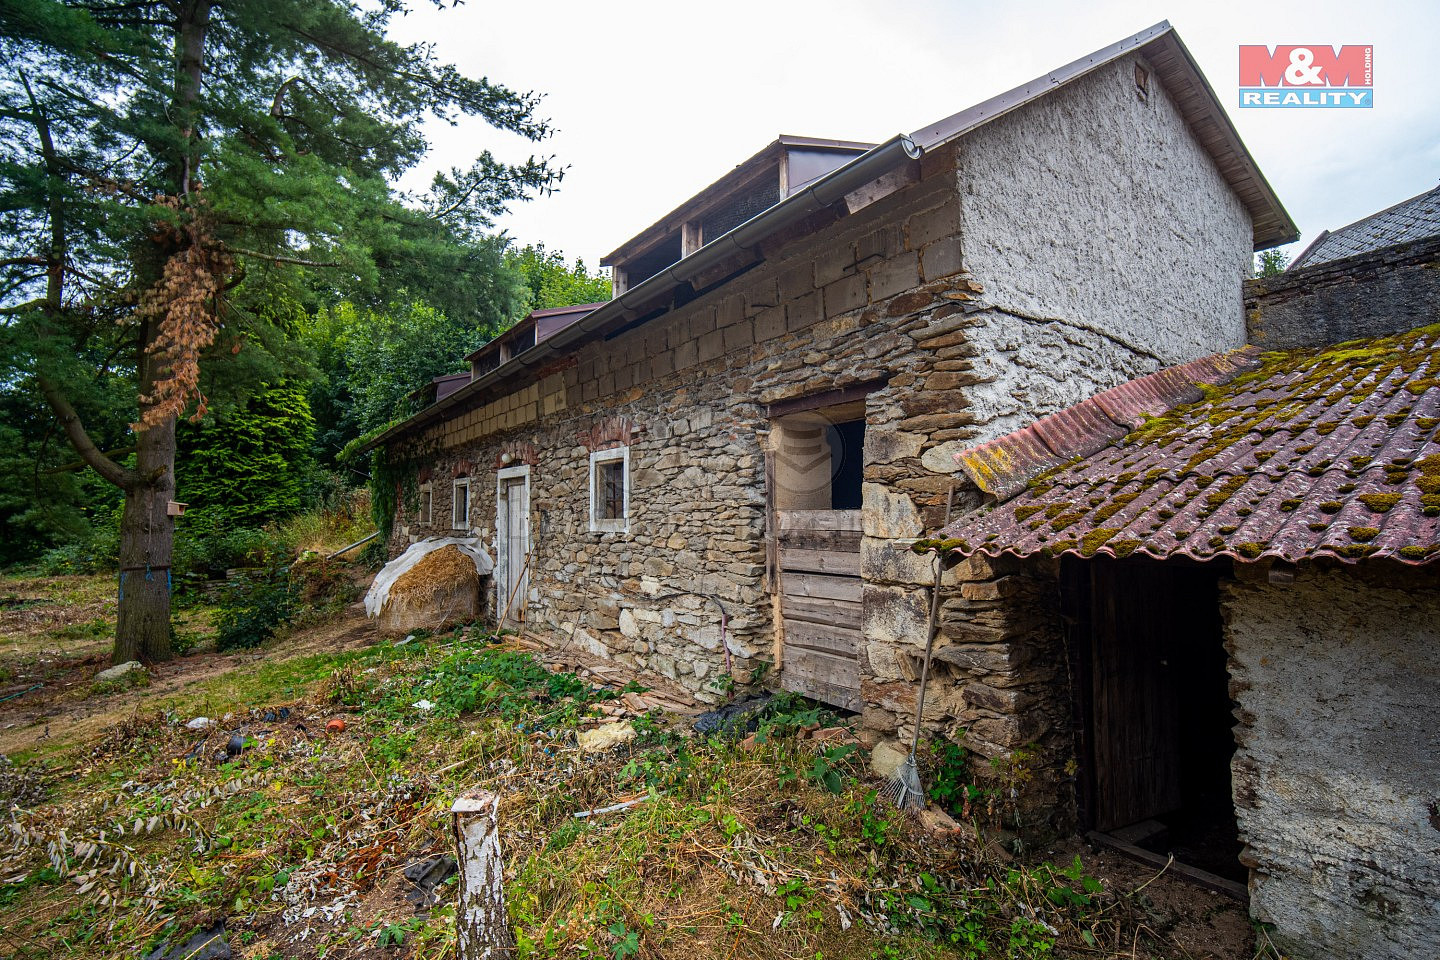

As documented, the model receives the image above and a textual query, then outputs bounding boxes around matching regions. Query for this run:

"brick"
[885,289,935,317]
[755,305,786,341]
[776,261,814,301]
[868,253,920,300]
[697,329,725,363]
[785,290,821,331]
[856,224,902,264]
[823,272,867,318]
[907,198,959,249]
[921,236,963,281]
[722,319,754,352]
[715,296,743,328]
[744,279,780,313]
[814,244,857,286]
[673,338,698,370]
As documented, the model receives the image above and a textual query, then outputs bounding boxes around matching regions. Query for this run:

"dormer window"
[602,136,872,298]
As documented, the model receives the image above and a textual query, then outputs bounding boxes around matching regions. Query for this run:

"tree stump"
[451,789,515,958]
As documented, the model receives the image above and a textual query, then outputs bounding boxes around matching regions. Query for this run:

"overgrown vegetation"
[0,596,1262,959]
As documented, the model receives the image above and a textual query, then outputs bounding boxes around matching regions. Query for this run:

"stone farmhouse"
[939,190,1440,957]
[367,18,1293,722]
[364,13,1324,877]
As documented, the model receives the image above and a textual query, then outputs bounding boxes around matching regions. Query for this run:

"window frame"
[451,477,471,530]
[419,482,433,526]
[588,446,629,533]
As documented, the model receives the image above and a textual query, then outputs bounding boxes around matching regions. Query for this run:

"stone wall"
[1222,563,1440,959]
[385,58,1257,809]
[1245,235,1440,350]
[956,54,1252,384]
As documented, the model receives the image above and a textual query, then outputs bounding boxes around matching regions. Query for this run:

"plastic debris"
[143,924,231,960]
[413,699,435,712]
[576,721,636,754]
[185,716,214,731]
[692,694,773,735]
[95,660,144,683]
[225,734,247,757]
[402,855,457,910]
[326,718,346,735]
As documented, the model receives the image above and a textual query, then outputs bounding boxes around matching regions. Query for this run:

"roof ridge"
[953,345,1262,500]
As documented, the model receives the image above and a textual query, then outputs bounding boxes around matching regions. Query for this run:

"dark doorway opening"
[829,419,865,510]
[1061,556,1245,885]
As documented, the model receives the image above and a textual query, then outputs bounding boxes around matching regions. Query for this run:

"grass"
[0,573,1261,960]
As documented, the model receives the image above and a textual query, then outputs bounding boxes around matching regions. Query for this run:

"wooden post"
[764,449,785,675]
[452,790,515,958]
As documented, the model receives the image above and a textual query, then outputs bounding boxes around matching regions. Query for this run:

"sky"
[388,0,1440,271]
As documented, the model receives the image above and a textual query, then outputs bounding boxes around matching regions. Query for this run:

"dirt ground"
[0,572,1266,959]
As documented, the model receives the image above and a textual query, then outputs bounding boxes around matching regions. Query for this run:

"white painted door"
[497,474,529,624]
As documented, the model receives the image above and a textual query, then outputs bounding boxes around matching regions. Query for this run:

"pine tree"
[0,0,559,663]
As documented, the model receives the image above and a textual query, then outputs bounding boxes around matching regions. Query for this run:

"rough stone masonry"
[387,53,1255,828]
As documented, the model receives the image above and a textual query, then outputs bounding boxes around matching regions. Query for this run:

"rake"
[882,549,943,811]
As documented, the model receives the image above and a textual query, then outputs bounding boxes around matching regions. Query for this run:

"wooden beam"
[1086,831,1249,903]
[767,379,888,419]
[780,547,861,577]
[782,595,861,629]
[782,571,862,603]
[778,509,863,532]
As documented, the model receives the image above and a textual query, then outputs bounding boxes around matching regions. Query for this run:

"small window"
[419,483,433,526]
[452,478,470,530]
[589,447,629,532]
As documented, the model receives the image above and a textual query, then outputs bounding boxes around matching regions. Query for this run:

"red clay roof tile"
[941,325,1440,566]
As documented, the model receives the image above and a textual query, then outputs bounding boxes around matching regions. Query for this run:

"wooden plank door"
[498,475,529,624]
[1089,561,1183,831]
[778,509,862,711]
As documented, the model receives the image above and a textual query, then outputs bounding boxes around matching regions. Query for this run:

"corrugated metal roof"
[1290,184,1440,269]
[955,347,1262,500]
[941,325,1440,566]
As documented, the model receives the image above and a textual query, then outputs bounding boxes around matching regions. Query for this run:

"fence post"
[451,789,515,958]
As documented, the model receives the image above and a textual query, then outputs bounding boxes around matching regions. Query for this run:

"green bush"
[173,521,288,580]
[37,521,120,575]
[214,565,297,651]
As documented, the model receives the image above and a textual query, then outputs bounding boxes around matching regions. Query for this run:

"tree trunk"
[452,790,515,958]
[114,413,176,664]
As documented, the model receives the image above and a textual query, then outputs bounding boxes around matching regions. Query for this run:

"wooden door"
[777,509,862,711]
[498,476,529,623]
[1088,561,1185,831]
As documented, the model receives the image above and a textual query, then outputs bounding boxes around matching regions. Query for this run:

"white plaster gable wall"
[955,54,1252,374]
[1223,568,1440,959]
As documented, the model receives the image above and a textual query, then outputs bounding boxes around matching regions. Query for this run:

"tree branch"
[44,444,138,475]
[222,246,339,268]
[36,372,135,490]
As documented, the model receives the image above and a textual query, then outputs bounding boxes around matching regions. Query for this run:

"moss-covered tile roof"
[940,324,1440,566]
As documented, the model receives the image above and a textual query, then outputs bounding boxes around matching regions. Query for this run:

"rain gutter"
[359,133,923,454]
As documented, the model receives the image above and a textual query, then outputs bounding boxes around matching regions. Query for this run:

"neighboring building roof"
[940,324,1440,566]
[360,21,1296,455]
[1291,184,1440,270]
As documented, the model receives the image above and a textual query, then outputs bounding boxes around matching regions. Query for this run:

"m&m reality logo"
[1238,45,1373,108]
